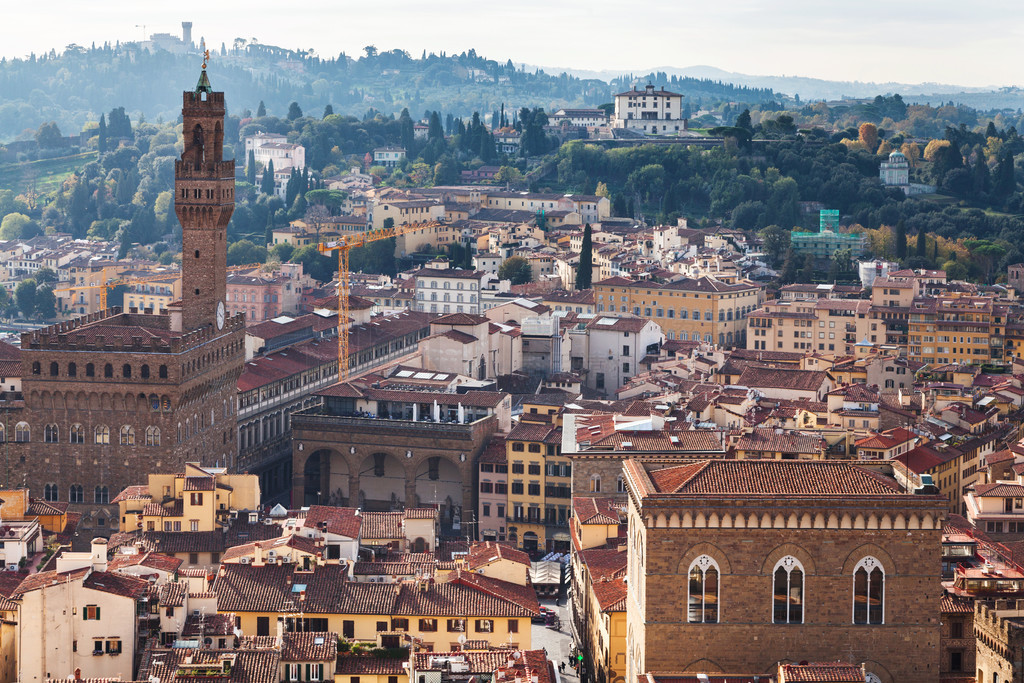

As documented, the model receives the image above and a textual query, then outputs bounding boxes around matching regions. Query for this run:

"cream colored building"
[112,462,261,533]
[16,540,150,683]
[123,276,180,314]
[612,83,685,134]
[748,298,885,355]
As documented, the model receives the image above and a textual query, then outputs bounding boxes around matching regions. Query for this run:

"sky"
[4,0,1023,88]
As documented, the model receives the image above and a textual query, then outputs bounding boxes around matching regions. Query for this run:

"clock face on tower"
[216,301,225,330]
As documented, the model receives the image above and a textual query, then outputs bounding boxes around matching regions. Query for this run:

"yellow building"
[123,276,180,314]
[0,488,68,534]
[506,422,570,553]
[112,462,261,533]
[908,294,1003,367]
[215,563,538,649]
[594,276,762,346]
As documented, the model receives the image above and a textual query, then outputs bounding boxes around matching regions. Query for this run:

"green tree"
[35,285,56,320]
[34,267,57,285]
[97,113,107,153]
[287,102,303,121]
[323,104,334,118]
[895,221,907,260]
[735,109,752,132]
[0,213,37,240]
[779,248,798,284]
[399,108,415,153]
[428,111,444,142]
[270,242,295,262]
[228,239,268,265]
[798,254,816,283]
[14,279,36,319]
[256,101,267,117]
[576,223,593,290]
[759,225,790,267]
[915,231,927,259]
[246,150,256,185]
[35,121,63,149]
[290,244,335,282]
[261,159,276,195]
[498,256,532,285]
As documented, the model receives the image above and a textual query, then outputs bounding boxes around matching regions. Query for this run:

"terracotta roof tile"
[281,632,337,662]
[303,506,362,538]
[572,497,620,525]
[139,647,280,683]
[336,656,406,674]
[645,460,902,497]
[361,512,404,540]
[777,662,865,682]
[467,542,530,570]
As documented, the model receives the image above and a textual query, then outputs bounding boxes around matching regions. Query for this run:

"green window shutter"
[83,608,87,620]
[318,664,324,681]
[96,606,100,620]
[305,663,311,681]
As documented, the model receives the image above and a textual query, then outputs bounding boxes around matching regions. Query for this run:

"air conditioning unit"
[281,556,292,564]
[240,557,251,564]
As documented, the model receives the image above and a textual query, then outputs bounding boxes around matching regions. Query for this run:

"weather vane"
[202,49,210,69]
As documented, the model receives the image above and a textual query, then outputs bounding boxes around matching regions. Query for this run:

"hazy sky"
[5,0,1023,88]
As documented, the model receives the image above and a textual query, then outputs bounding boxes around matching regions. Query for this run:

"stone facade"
[6,71,244,518]
[975,600,1024,683]
[623,459,946,683]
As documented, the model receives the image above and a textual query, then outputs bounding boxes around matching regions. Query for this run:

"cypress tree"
[576,223,593,290]
[895,220,907,260]
[257,100,267,117]
[323,104,334,118]
[246,150,256,185]
[261,159,275,195]
[97,114,107,154]
[915,231,927,259]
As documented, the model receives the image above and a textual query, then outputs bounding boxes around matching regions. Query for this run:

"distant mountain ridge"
[524,63,1004,102]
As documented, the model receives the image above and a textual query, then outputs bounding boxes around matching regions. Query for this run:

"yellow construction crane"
[55,270,185,311]
[318,220,442,380]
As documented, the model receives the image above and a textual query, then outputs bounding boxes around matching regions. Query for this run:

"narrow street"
[531,598,580,683]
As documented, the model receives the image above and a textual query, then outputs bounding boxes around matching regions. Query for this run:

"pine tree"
[261,159,275,195]
[895,220,907,260]
[576,223,593,290]
[257,100,267,117]
[246,150,256,185]
[97,114,107,154]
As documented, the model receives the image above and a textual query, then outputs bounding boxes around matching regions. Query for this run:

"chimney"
[91,537,108,572]
[253,542,263,566]
[276,616,285,647]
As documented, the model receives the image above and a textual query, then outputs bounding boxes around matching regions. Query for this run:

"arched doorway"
[522,531,539,552]
[414,456,463,520]
[302,451,322,506]
[326,452,350,506]
[359,452,405,510]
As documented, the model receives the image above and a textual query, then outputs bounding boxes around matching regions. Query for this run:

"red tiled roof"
[303,505,362,538]
[777,662,864,682]
[572,497,620,525]
[361,511,404,540]
[735,429,826,455]
[643,460,903,497]
[444,571,540,615]
[111,485,151,503]
[592,574,627,612]
[281,631,337,662]
[940,593,973,614]
[108,551,183,574]
[215,564,398,614]
[336,656,406,674]
[467,542,530,570]
[397,575,538,617]
[140,647,279,683]
[13,567,90,597]
[973,482,1024,497]
[83,571,151,599]
[737,367,829,392]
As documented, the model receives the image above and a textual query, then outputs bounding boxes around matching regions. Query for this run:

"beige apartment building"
[748,298,885,355]
[595,276,762,346]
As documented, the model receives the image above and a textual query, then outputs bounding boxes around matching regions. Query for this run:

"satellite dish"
[512,652,521,660]
[458,634,467,645]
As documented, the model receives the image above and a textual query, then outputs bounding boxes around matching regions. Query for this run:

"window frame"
[687,555,720,623]
[771,555,805,624]
[852,556,885,625]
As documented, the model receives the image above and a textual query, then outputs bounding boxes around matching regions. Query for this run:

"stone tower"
[174,68,234,332]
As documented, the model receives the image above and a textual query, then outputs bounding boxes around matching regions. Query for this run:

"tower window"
[195,250,200,258]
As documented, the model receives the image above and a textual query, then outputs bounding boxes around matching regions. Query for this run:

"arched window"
[146,426,161,446]
[31,361,40,375]
[95,425,110,445]
[70,423,84,444]
[44,483,58,502]
[44,424,59,443]
[617,475,625,493]
[14,422,30,442]
[86,363,95,377]
[104,364,113,378]
[853,556,884,624]
[590,474,601,492]
[773,556,804,624]
[69,485,84,504]
[48,361,58,376]
[687,555,720,623]
[141,364,150,379]
[122,364,132,378]
[94,486,109,504]
[120,425,135,446]
[159,365,168,379]
[177,423,182,443]
[68,362,77,377]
